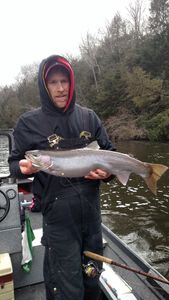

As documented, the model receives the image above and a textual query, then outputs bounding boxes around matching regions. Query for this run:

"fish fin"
[85,141,100,150]
[144,164,168,195]
[116,172,130,186]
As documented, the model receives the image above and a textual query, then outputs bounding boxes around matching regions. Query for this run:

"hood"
[38,55,76,115]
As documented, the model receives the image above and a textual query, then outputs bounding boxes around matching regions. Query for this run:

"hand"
[19,159,39,175]
[85,169,111,180]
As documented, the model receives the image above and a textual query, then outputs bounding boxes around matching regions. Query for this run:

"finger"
[85,170,102,180]
[19,159,38,174]
[96,170,107,177]
[94,169,108,177]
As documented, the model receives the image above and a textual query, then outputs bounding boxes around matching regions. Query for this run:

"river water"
[100,141,169,279]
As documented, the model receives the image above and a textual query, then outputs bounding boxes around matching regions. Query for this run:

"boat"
[100,223,169,299]
[0,130,169,299]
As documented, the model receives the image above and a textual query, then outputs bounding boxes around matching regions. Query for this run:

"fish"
[25,141,168,195]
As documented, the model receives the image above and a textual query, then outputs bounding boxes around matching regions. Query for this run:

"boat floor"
[15,283,45,300]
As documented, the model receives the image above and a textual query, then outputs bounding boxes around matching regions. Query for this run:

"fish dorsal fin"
[85,141,100,150]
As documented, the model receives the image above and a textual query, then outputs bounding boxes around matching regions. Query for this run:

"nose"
[56,81,64,91]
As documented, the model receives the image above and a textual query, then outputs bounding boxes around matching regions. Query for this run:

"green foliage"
[94,66,129,118]
[126,67,163,110]
[149,0,169,34]
[144,109,169,141]
[138,26,169,78]
[0,87,22,128]
[72,58,95,107]
[0,63,40,128]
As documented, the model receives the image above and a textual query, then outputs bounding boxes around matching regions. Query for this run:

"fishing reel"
[83,260,102,278]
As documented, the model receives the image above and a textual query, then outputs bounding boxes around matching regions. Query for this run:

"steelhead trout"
[25,141,168,195]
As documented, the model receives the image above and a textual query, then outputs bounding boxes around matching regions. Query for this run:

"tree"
[149,0,169,34]
[80,33,101,91]
[99,13,132,69]
[71,57,92,106]
[94,65,129,118]
[127,0,147,44]
[126,66,163,112]
[138,0,169,78]
[0,86,21,127]
[104,13,128,62]
[16,63,40,110]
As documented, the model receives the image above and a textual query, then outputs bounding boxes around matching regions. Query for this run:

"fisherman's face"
[46,71,70,109]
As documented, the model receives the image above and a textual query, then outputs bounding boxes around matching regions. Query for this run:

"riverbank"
[104,108,148,142]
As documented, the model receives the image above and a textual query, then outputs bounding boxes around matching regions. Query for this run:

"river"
[100,140,169,279]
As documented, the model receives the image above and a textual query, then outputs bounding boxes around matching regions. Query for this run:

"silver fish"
[25,141,168,195]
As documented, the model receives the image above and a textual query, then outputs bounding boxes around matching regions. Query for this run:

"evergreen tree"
[149,0,169,34]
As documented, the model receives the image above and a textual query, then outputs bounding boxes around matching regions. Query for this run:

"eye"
[61,79,69,84]
[48,80,57,85]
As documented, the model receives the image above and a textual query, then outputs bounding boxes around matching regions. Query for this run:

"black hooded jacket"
[9,55,115,214]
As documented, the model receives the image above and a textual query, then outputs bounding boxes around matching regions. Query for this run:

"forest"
[0,0,169,142]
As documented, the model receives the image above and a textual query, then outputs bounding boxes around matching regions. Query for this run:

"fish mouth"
[25,151,53,170]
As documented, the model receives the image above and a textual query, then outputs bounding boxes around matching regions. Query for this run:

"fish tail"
[144,164,168,195]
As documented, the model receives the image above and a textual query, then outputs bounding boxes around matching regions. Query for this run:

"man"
[9,55,115,300]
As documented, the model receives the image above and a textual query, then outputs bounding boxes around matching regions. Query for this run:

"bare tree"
[80,33,101,91]
[127,0,148,43]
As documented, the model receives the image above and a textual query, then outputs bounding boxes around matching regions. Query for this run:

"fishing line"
[64,177,101,215]
[64,177,101,230]
[64,177,94,221]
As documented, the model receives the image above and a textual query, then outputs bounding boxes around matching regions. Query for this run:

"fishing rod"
[83,251,169,286]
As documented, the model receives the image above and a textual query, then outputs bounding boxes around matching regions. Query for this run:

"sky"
[0,0,150,86]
